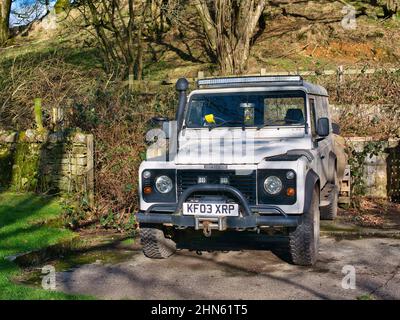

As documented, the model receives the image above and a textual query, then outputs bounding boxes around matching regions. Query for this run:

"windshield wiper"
[208,120,243,131]
[257,120,304,130]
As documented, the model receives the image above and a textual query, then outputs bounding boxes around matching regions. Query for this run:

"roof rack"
[196,75,303,88]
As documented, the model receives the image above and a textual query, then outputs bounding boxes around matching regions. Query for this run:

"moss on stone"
[2,130,89,195]
[10,132,41,192]
[0,145,14,189]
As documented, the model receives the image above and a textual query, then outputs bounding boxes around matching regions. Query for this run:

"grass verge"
[0,192,90,299]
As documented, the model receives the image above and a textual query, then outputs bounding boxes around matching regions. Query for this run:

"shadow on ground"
[175,230,292,263]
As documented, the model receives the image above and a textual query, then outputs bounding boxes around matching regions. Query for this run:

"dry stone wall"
[0,129,94,204]
[345,137,400,199]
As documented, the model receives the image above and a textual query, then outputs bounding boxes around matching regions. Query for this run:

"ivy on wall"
[347,140,386,201]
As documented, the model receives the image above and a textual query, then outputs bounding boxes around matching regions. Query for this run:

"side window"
[314,96,332,135]
[309,98,317,137]
[314,96,324,119]
[322,97,329,116]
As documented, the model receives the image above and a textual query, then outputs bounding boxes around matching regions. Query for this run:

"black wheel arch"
[329,151,337,182]
[303,169,320,214]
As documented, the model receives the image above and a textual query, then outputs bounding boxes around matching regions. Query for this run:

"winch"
[194,216,227,237]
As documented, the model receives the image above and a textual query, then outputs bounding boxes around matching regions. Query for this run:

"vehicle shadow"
[175,230,292,264]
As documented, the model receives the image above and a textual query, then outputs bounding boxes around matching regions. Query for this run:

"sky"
[10,0,57,26]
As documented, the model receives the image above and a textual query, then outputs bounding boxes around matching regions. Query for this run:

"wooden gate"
[387,143,400,203]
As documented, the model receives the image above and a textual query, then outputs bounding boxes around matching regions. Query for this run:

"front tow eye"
[202,220,212,237]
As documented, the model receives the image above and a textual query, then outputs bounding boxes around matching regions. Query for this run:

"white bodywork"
[139,85,335,215]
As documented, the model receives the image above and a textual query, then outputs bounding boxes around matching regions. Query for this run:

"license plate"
[182,203,239,216]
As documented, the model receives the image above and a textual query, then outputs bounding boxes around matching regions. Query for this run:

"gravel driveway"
[56,233,400,300]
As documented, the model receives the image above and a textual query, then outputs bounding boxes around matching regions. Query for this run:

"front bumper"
[136,184,300,229]
[136,212,300,228]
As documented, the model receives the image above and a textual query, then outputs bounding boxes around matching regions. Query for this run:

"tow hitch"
[194,216,227,237]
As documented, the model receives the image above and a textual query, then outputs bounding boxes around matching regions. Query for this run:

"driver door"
[309,98,328,187]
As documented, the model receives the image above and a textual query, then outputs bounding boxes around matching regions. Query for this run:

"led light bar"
[197,75,303,87]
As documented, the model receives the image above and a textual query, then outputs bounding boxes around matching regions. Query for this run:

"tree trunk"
[194,0,266,75]
[0,0,12,46]
[150,0,166,41]
[134,1,149,80]
[193,0,217,53]
[382,0,399,17]
[135,25,144,80]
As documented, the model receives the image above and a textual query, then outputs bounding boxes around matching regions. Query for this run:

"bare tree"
[362,0,399,17]
[0,0,12,45]
[149,0,167,41]
[75,0,148,79]
[381,0,399,16]
[134,0,149,79]
[193,0,266,74]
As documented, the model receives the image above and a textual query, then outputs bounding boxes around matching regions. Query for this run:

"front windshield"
[185,91,306,128]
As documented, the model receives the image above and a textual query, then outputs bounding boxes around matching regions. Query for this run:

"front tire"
[140,227,176,259]
[289,188,320,266]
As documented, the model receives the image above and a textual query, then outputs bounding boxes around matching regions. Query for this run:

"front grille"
[177,170,256,204]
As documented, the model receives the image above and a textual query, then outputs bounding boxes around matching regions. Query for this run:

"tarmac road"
[57,234,400,300]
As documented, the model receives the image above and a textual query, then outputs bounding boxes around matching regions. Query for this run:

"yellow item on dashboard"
[205,114,215,124]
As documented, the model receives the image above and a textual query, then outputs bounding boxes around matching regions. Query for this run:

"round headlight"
[155,175,173,194]
[264,176,283,195]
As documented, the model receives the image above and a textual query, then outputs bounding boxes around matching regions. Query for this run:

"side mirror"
[332,122,340,135]
[317,117,330,137]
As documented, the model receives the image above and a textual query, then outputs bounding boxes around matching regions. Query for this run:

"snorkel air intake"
[175,78,189,137]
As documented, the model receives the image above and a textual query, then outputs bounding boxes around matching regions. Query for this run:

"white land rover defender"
[136,76,347,266]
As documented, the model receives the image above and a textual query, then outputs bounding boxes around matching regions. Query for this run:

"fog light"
[198,176,207,184]
[286,187,296,197]
[143,186,152,194]
[220,177,229,184]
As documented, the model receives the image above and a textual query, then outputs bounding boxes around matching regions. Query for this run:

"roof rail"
[197,75,303,88]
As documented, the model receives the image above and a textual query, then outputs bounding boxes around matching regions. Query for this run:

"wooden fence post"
[128,74,134,92]
[336,65,344,99]
[52,106,64,131]
[34,98,44,131]
[337,65,344,84]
